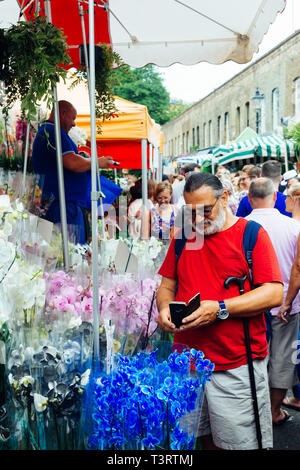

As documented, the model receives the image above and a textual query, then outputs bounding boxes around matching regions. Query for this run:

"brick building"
[162,30,300,160]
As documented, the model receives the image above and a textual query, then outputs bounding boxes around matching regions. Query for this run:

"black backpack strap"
[175,231,187,267]
[243,220,262,290]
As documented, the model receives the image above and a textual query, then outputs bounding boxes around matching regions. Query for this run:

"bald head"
[49,100,77,133]
[248,177,276,209]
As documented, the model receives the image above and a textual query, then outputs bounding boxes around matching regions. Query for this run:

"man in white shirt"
[246,177,300,426]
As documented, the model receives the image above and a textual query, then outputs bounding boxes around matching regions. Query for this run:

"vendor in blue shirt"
[236,160,292,218]
[32,100,112,244]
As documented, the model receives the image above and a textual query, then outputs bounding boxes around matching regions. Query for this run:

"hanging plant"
[71,43,123,132]
[0,17,71,122]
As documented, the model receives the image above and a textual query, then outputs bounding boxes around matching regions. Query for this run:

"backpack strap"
[242,220,262,290]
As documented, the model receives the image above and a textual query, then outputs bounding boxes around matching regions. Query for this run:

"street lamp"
[251,88,264,134]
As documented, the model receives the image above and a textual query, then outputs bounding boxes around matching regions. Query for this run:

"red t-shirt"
[158,218,283,371]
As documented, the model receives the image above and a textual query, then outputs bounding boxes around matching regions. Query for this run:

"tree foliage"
[112,65,173,125]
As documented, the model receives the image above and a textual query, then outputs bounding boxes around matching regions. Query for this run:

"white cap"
[283,169,299,182]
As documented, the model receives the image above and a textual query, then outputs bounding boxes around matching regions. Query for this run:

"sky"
[1,0,300,105]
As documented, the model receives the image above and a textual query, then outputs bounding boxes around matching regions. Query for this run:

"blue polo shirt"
[32,120,90,208]
[236,191,292,218]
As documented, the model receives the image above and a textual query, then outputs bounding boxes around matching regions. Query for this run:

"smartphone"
[186,293,201,316]
[169,301,187,329]
[169,293,200,328]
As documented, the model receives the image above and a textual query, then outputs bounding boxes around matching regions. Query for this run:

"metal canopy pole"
[78,1,90,88]
[78,0,106,240]
[21,122,30,197]
[141,138,148,239]
[44,0,70,271]
[88,0,100,363]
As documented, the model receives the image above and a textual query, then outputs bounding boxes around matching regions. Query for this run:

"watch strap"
[218,300,226,310]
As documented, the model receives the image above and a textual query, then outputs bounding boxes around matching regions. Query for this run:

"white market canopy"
[12,0,287,69]
[101,0,287,67]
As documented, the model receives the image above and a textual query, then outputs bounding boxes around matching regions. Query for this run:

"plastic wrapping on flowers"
[0,170,215,451]
[84,348,214,451]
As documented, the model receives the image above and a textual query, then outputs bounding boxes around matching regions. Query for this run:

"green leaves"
[71,43,123,131]
[0,17,71,122]
[112,65,172,125]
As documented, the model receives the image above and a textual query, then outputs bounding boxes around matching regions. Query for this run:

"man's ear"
[220,188,229,207]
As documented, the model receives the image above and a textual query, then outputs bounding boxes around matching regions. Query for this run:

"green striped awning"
[213,135,297,165]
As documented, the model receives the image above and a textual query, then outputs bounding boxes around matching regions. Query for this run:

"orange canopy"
[55,76,163,168]
[55,76,162,149]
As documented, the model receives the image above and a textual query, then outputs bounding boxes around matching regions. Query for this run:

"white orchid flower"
[33,393,48,412]
[0,195,12,213]
[19,375,34,387]
[80,369,91,387]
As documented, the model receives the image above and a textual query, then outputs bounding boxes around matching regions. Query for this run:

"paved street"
[273,392,300,450]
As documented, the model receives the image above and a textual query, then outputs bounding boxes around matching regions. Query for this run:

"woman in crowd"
[142,181,177,242]
[219,176,239,215]
[237,164,261,201]
[127,178,155,239]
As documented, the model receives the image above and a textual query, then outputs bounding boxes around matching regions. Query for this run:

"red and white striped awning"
[16,0,286,68]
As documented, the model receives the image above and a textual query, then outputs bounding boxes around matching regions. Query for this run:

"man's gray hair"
[248,177,276,199]
[184,172,224,197]
[261,160,282,183]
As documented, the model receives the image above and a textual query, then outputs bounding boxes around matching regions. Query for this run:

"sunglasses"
[183,197,219,219]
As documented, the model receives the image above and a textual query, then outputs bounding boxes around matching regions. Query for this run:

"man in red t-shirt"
[157,172,283,450]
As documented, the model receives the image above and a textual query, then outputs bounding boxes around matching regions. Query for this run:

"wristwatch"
[217,300,229,320]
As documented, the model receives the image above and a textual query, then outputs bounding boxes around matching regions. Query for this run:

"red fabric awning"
[79,140,150,170]
[16,0,110,70]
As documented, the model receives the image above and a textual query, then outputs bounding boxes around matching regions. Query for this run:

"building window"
[203,123,207,148]
[272,88,280,129]
[182,133,185,154]
[208,120,213,146]
[224,112,230,142]
[192,128,195,147]
[245,102,250,127]
[186,131,189,153]
[217,116,222,144]
[196,126,200,147]
[295,78,300,116]
[236,106,241,136]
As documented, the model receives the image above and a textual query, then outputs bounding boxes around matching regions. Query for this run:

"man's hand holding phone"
[158,293,201,332]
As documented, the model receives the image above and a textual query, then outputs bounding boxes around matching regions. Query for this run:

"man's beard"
[192,203,226,236]
[204,203,226,235]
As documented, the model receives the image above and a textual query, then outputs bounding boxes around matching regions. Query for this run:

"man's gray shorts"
[197,357,272,450]
[268,313,300,389]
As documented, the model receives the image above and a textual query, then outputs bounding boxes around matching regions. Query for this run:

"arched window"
[245,102,250,127]
[224,112,230,142]
[295,78,300,116]
[217,116,222,144]
[272,88,280,129]
[236,106,241,136]
[208,120,213,146]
